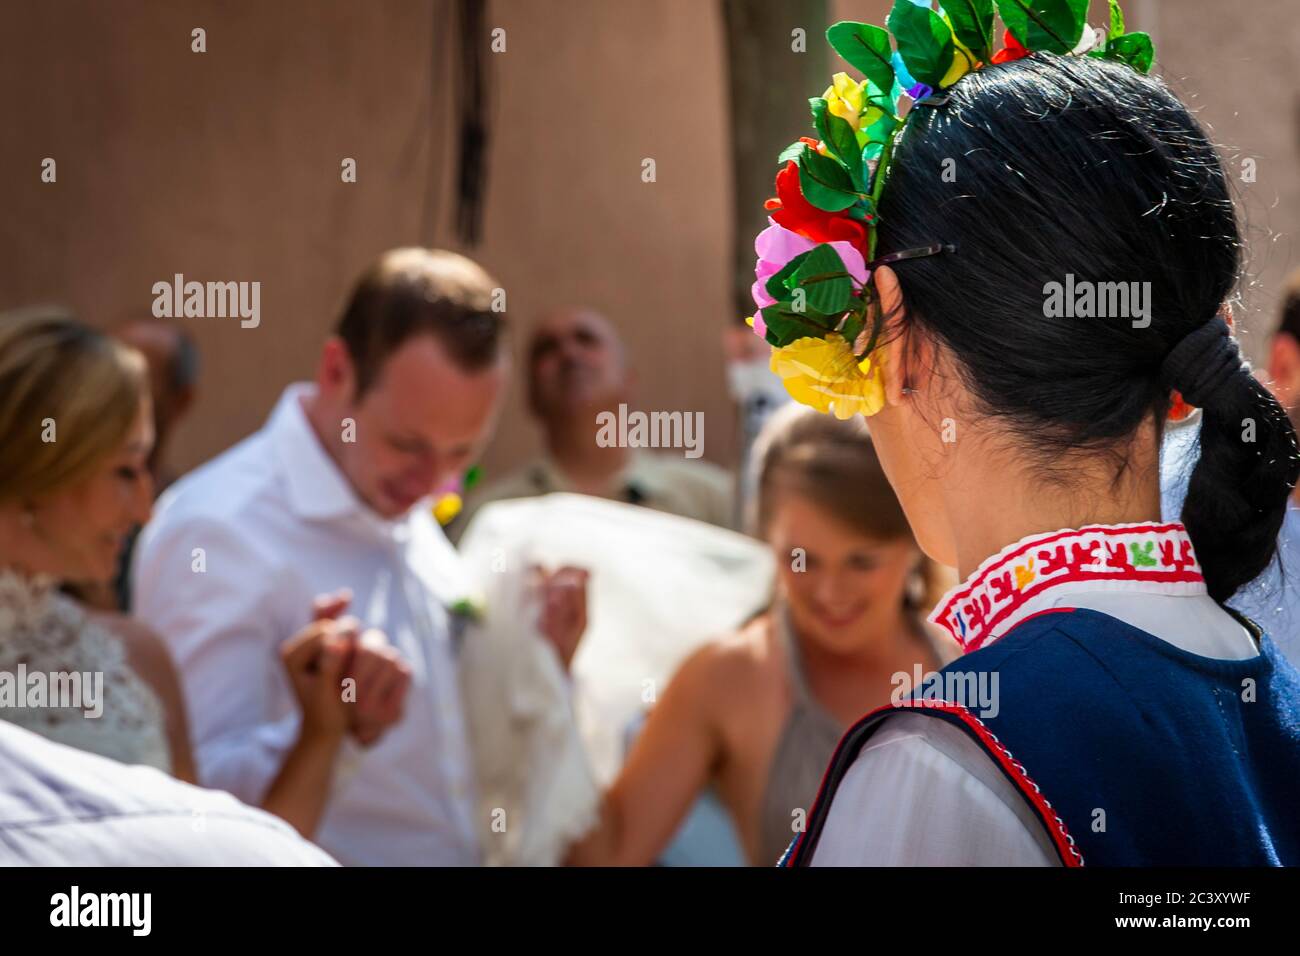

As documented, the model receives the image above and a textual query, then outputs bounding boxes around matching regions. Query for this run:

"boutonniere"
[449,594,485,624]
[432,464,485,526]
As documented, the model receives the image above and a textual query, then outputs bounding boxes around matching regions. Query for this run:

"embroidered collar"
[930,522,1206,653]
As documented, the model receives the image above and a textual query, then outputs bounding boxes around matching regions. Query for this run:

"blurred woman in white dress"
[0,308,191,777]
[0,308,368,839]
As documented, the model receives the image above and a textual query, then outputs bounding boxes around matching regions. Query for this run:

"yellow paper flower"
[769,333,886,420]
[940,22,978,88]
[823,72,866,130]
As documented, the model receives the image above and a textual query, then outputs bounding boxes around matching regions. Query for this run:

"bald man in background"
[453,307,733,538]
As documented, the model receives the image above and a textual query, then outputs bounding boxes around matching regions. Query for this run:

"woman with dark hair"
[753,5,1300,866]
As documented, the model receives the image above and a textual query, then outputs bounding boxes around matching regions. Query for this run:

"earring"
[905,569,927,607]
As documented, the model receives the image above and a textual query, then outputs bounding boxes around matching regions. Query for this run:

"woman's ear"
[873,266,909,407]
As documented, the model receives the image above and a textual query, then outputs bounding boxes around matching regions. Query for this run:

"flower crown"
[749,0,1155,419]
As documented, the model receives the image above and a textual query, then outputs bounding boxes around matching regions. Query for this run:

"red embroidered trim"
[931,522,1205,652]
[786,699,1085,867]
[894,699,1085,867]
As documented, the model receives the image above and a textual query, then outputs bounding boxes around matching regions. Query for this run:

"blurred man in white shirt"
[133,249,511,865]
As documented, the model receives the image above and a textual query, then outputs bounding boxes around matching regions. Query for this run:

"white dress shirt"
[132,384,481,866]
[0,720,336,865]
[811,527,1259,867]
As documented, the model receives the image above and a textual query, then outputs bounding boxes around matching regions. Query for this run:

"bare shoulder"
[669,613,781,706]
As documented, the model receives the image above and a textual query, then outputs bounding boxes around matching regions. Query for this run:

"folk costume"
[782,522,1300,866]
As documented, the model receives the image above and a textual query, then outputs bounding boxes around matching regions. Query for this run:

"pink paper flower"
[751,219,870,332]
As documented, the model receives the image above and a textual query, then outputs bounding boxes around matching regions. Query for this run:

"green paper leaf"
[825,21,896,95]
[840,311,866,348]
[761,302,833,348]
[797,145,859,212]
[765,250,813,303]
[1107,0,1126,39]
[1107,30,1154,73]
[861,109,899,146]
[862,78,895,116]
[945,0,995,62]
[994,0,1088,54]
[778,140,805,165]
[812,98,867,192]
[845,200,875,220]
[792,244,854,316]
[888,0,955,90]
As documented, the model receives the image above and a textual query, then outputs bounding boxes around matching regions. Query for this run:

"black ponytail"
[1166,320,1300,600]
[875,53,1300,601]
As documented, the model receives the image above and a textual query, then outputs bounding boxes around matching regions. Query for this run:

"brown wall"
[3,0,1298,482]
[0,0,734,481]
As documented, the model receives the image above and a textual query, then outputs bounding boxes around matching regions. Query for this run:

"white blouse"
[0,570,171,773]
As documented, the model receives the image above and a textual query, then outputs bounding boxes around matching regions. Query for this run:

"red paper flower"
[764,160,869,255]
[990,29,1030,64]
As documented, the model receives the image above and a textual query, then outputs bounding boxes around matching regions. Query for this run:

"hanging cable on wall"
[453,0,490,246]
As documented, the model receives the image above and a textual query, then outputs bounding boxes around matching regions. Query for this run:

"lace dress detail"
[0,570,171,772]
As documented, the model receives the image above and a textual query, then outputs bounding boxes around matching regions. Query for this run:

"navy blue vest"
[784,607,1300,866]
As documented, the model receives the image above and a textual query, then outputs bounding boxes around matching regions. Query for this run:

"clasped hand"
[280,589,412,747]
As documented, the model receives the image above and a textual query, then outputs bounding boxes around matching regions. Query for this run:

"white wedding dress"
[457,494,774,865]
[0,570,171,772]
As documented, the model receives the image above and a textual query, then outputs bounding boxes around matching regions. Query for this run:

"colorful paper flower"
[764,161,870,253]
[823,72,867,129]
[891,50,917,91]
[751,219,870,312]
[990,29,1030,64]
[769,333,886,420]
[752,6,1155,422]
[941,24,978,87]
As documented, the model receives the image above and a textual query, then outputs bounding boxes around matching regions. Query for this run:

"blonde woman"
[0,308,371,837]
[0,308,194,780]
